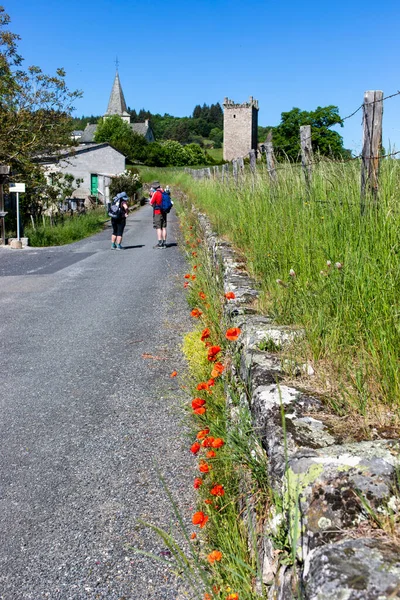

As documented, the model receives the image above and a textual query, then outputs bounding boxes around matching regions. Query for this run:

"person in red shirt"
[150,181,167,249]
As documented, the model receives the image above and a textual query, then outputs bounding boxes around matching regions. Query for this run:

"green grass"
[206,148,223,162]
[145,159,400,415]
[26,208,108,247]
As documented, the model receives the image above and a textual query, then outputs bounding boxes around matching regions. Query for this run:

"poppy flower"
[199,291,206,300]
[211,362,225,378]
[210,484,225,496]
[207,550,222,564]
[192,398,206,409]
[201,436,215,448]
[227,594,239,600]
[212,437,225,448]
[194,477,203,489]
[225,292,236,300]
[200,328,210,342]
[192,252,197,257]
[191,532,197,540]
[193,407,206,415]
[170,371,178,377]
[207,379,215,387]
[193,265,198,269]
[207,345,221,362]
[225,327,242,341]
[197,382,209,391]
[197,428,210,440]
[191,308,202,318]
[190,442,201,454]
[192,511,208,528]
[191,275,196,280]
[199,460,210,473]
[204,594,211,600]
[184,274,191,279]
[206,450,216,458]
[184,282,189,288]
[204,499,213,505]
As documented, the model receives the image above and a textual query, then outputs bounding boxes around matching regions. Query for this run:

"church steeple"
[105,70,130,122]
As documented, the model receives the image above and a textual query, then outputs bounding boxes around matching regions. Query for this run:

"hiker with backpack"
[108,191,129,249]
[150,181,173,249]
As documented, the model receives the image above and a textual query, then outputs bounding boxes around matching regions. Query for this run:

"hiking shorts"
[153,212,167,229]
[112,218,126,237]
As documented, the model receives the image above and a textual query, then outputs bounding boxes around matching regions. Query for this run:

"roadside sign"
[10,183,26,193]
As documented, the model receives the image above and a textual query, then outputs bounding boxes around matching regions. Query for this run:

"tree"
[94,115,148,162]
[0,7,82,173]
[269,106,351,161]
[209,127,223,148]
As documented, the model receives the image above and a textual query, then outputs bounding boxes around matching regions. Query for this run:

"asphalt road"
[0,207,194,599]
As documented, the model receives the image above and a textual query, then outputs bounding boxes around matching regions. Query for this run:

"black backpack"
[108,197,123,219]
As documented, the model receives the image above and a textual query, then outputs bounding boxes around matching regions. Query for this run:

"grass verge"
[25,208,109,246]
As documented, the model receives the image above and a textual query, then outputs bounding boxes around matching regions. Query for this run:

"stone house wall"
[223,97,259,162]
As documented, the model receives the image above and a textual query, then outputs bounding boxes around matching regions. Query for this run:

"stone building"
[79,70,155,144]
[223,96,259,162]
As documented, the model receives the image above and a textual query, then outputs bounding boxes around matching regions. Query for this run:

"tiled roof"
[105,71,129,116]
[79,123,98,143]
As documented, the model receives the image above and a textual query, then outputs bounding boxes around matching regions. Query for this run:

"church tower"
[104,70,131,123]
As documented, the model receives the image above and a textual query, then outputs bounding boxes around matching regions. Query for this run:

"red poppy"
[192,511,208,528]
[224,291,236,300]
[192,252,197,257]
[199,292,206,300]
[191,275,196,280]
[201,436,215,448]
[225,327,242,341]
[204,499,213,505]
[170,371,178,377]
[204,594,211,600]
[191,532,197,540]
[193,407,206,415]
[227,594,239,600]
[184,282,189,288]
[199,460,210,473]
[207,550,222,564]
[210,484,225,496]
[191,398,206,409]
[190,442,201,454]
[193,265,198,269]
[206,450,216,458]
[207,345,221,362]
[207,379,215,387]
[191,308,202,318]
[197,428,210,440]
[212,437,225,448]
[200,328,210,342]
[184,274,191,279]
[197,382,209,391]
[193,477,203,489]
[211,362,225,378]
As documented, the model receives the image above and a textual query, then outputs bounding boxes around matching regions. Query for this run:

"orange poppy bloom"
[206,450,216,458]
[199,460,210,473]
[199,291,206,300]
[193,407,206,415]
[204,594,211,600]
[207,550,222,564]
[227,594,239,600]
[184,274,191,279]
[225,327,242,341]
[201,436,215,447]
[204,499,213,505]
[200,328,210,342]
[192,398,206,409]
[190,442,201,454]
[194,477,203,489]
[207,378,215,387]
[212,437,225,448]
[191,308,202,318]
[191,275,196,280]
[170,371,178,377]
[224,291,236,300]
[197,428,210,440]
[211,362,225,378]
[192,511,208,528]
[207,345,221,362]
[210,484,225,496]
[193,265,198,269]
[190,532,197,539]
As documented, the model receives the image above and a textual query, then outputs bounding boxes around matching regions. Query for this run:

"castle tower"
[104,70,131,123]
[223,96,259,162]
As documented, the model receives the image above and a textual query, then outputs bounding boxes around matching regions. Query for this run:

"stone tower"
[104,70,130,123]
[223,96,259,162]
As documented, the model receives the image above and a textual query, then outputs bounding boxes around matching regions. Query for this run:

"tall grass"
[26,208,108,247]
[148,160,400,414]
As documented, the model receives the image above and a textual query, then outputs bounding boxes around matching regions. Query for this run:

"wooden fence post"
[249,149,256,174]
[300,125,313,187]
[361,90,384,208]
[233,159,238,184]
[223,163,229,182]
[265,130,277,183]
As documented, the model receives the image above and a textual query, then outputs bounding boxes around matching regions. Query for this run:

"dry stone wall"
[196,211,400,600]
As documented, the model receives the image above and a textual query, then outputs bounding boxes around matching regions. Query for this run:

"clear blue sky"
[5,0,400,153]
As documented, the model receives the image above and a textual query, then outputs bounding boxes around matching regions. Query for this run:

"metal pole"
[16,192,20,241]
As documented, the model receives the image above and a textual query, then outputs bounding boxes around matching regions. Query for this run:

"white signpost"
[9,183,26,243]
